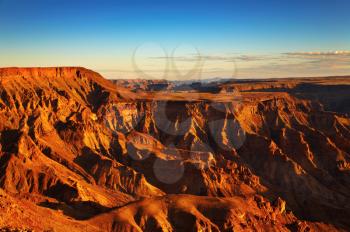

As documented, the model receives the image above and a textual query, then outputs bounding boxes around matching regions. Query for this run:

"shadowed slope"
[0,68,349,231]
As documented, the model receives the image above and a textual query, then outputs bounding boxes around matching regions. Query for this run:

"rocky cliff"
[0,67,349,231]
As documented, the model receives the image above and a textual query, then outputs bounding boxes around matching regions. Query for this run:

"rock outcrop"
[0,67,349,231]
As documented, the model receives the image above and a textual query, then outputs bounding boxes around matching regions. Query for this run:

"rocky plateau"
[0,67,349,231]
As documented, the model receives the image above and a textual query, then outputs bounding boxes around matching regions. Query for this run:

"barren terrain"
[0,67,349,231]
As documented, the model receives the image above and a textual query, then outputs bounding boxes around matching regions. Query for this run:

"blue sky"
[0,0,349,79]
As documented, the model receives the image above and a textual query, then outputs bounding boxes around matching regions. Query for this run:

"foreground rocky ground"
[0,67,349,231]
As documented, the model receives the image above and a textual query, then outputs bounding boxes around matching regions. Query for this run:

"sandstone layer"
[0,67,349,231]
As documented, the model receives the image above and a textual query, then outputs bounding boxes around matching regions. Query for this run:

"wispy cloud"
[283,50,350,57]
[149,54,266,62]
[98,50,350,79]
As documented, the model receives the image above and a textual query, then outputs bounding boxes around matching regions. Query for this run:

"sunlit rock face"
[0,67,349,231]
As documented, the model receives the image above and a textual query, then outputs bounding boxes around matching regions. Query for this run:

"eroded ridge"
[0,68,349,231]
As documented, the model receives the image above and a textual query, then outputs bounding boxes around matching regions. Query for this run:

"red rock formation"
[0,67,349,231]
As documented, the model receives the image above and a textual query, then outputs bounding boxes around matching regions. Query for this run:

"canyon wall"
[0,68,349,231]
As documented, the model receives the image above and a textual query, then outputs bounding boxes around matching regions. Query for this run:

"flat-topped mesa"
[0,66,125,95]
[0,67,97,78]
[0,67,119,90]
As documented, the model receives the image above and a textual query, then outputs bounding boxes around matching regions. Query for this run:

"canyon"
[0,67,349,231]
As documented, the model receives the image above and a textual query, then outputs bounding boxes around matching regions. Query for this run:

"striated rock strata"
[0,67,349,231]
